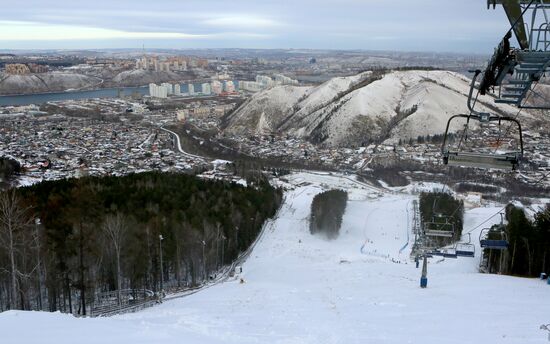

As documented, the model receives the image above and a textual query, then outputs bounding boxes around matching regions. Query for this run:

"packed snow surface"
[1,172,549,344]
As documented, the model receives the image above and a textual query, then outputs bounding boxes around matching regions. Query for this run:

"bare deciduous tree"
[103,213,128,304]
[102,213,129,306]
[0,190,33,310]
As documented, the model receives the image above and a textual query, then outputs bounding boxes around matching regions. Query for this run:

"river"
[0,82,237,107]
[0,86,149,106]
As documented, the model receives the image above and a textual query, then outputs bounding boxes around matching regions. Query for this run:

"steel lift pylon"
[484,1,550,109]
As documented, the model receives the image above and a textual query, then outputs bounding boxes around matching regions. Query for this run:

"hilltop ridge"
[223,70,528,147]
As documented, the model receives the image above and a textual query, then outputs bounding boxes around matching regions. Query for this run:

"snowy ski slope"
[1,172,549,344]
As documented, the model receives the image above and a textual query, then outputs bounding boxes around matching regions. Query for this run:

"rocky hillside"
[223,70,529,147]
[111,69,194,87]
[0,72,102,95]
[0,69,198,95]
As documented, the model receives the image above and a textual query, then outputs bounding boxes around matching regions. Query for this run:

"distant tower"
[141,44,147,70]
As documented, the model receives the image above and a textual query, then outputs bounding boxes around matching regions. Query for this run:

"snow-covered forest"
[0,172,282,314]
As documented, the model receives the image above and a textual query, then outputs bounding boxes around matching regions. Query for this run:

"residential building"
[239,81,263,92]
[211,81,223,95]
[162,83,174,95]
[202,83,211,95]
[5,64,30,75]
[149,83,168,98]
[224,81,236,93]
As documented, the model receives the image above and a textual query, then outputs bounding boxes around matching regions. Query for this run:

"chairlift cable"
[527,86,550,106]
[433,88,481,213]
[449,201,463,218]
[462,169,550,235]
[431,90,479,212]
[461,170,550,236]
[431,1,538,216]
[456,87,481,154]
[489,0,543,153]
[464,206,507,235]
[492,81,539,153]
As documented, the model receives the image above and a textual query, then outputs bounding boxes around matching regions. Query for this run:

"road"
[160,127,207,161]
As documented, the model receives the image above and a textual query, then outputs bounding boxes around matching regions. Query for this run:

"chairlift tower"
[441,1,550,170]
[486,1,550,109]
[420,253,428,288]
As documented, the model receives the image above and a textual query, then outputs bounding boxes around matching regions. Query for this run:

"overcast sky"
[0,0,511,53]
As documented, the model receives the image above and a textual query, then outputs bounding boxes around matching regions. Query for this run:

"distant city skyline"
[0,0,512,53]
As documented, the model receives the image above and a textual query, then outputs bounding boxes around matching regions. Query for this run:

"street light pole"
[34,218,42,310]
[201,240,206,281]
[221,234,226,267]
[235,226,239,253]
[159,234,164,292]
[216,225,221,269]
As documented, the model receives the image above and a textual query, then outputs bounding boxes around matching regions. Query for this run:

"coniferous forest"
[482,204,550,277]
[309,189,348,240]
[419,192,550,277]
[0,157,20,186]
[0,172,283,314]
[419,192,464,243]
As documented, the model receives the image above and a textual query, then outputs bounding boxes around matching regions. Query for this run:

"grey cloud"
[0,0,512,52]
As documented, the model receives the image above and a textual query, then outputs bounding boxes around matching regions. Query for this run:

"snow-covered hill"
[0,72,101,95]
[224,70,528,147]
[1,172,548,344]
[112,69,187,86]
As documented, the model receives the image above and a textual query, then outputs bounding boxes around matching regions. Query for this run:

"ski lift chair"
[430,248,458,258]
[456,243,475,257]
[442,113,523,170]
[479,226,509,250]
[455,234,475,257]
[424,217,455,238]
[442,71,523,170]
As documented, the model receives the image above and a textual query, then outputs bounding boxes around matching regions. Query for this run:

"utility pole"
[159,234,164,292]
